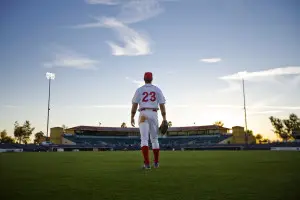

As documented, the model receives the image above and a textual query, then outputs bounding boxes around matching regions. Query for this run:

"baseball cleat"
[142,164,151,170]
[153,162,159,168]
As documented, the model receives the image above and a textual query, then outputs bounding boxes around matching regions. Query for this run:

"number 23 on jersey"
[142,91,156,102]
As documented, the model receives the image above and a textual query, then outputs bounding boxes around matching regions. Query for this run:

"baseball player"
[131,72,167,169]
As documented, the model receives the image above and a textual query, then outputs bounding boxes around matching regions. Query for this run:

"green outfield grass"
[1,151,299,200]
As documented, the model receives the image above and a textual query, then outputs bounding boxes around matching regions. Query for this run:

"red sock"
[141,146,149,165]
[153,149,160,163]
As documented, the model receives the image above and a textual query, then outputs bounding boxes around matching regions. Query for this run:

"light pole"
[46,72,55,139]
[242,78,248,145]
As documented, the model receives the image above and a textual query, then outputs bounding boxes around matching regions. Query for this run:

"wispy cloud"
[102,17,151,56]
[72,17,151,56]
[207,104,300,110]
[83,0,167,24]
[71,18,104,29]
[248,110,284,115]
[218,80,242,93]
[206,104,299,116]
[43,47,99,70]
[89,105,130,108]
[73,0,176,56]
[1,105,19,108]
[218,66,300,92]
[171,105,190,108]
[200,58,222,63]
[257,105,300,110]
[126,76,144,87]
[117,0,164,24]
[220,66,300,81]
[85,0,119,5]
[70,104,190,109]
[207,105,243,109]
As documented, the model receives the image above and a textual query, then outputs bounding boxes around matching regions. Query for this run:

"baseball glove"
[159,120,169,135]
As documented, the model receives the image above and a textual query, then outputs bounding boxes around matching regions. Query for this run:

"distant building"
[230,126,256,144]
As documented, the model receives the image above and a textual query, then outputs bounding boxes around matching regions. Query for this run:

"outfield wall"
[270,147,300,151]
[0,148,23,153]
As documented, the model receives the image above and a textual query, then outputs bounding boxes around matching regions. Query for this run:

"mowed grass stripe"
[1,151,299,200]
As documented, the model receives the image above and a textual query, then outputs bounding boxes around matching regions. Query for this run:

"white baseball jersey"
[132,84,166,111]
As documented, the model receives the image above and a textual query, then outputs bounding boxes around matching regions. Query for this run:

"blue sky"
[1,0,299,140]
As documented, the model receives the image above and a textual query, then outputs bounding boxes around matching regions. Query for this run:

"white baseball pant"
[138,109,160,149]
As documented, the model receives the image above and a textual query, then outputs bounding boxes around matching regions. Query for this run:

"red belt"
[140,108,157,112]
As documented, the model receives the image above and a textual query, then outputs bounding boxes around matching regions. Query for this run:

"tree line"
[1,114,299,144]
[120,115,300,143]
[269,113,300,142]
[0,121,68,144]
[213,113,300,142]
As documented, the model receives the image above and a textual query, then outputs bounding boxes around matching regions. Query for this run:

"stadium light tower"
[46,72,55,139]
[242,78,248,144]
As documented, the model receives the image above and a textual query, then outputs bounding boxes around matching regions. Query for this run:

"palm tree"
[62,124,68,132]
[1,130,7,140]
[214,121,224,127]
[34,131,44,144]
[255,133,263,143]
[245,130,253,135]
[121,122,127,128]
[255,134,262,140]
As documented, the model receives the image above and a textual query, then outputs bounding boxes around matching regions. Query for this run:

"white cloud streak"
[83,0,166,24]
[207,104,300,110]
[73,0,176,56]
[1,105,19,108]
[117,0,164,24]
[126,76,144,87]
[43,47,99,70]
[218,66,300,93]
[68,103,300,112]
[85,0,119,5]
[171,105,190,108]
[90,105,131,108]
[248,110,284,115]
[102,17,151,56]
[72,104,190,109]
[200,58,222,63]
[218,80,241,93]
[71,18,152,56]
[257,105,300,110]
[220,66,300,81]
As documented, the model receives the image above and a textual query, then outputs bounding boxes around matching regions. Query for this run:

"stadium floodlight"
[46,72,55,139]
[46,72,55,80]
[242,78,248,145]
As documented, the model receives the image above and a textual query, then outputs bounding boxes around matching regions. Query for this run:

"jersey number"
[142,92,156,102]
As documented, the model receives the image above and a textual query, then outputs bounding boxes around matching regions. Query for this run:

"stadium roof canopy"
[67,125,230,132]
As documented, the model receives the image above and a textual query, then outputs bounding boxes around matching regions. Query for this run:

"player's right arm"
[131,88,141,127]
[131,103,138,127]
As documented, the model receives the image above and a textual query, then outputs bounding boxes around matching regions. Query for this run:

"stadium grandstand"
[1,125,300,153]
[48,124,258,150]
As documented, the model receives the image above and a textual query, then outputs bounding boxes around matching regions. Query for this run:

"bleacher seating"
[63,134,232,149]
